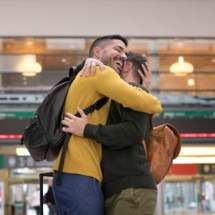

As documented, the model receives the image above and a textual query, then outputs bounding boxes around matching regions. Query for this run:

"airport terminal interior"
[0,36,215,215]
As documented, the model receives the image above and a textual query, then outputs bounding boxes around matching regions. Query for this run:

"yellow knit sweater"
[53,66,162,182]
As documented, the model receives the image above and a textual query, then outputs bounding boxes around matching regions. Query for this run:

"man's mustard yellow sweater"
[53,66,162,183]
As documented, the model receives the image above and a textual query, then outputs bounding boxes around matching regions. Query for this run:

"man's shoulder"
[129,82,148,93]
[95,65,117,75]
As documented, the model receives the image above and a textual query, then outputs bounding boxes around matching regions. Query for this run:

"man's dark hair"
[89,35,128,57]
[126,51,147,84]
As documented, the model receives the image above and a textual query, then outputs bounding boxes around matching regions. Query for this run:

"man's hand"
[138,61,151,89]
[80,58,104,77]
[62,107,88,137]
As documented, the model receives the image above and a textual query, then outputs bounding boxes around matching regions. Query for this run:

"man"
[62,52,158,215]
[62,52,158,214]
[53,35,162,215]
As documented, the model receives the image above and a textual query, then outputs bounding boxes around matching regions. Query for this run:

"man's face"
[120,61,128,80]
[98,39,127,74]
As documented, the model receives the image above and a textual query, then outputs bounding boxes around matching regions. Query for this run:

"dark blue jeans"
[48,204,58,215]
[52,173,104,215]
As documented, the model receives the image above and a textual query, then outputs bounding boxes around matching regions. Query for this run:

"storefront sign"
[168,164,199,175]
[200,164,215,174]
[1,110,215,119]
[5,155,54,169]
[0,111,34,119]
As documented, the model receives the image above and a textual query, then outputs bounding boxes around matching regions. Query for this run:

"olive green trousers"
[105,188,157,215]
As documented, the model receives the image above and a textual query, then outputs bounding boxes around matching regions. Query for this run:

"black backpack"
[20,66,108,162]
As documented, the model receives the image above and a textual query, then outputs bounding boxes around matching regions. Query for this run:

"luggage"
[39,172,54,215]
[143,123,181,184]
[20,65,108,162]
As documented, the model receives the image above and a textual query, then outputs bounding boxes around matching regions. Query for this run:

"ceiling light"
[34,62,42,73]
[174,157,215,164]
[169,56,194,75]
[187,78,195,86]
[22,61,42,77]
[16,147,30,156]
[173,146,215,164]
[22,72,37,77]
[179,146,215,157]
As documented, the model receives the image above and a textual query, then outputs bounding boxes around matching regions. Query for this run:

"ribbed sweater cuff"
[84,124,97,139]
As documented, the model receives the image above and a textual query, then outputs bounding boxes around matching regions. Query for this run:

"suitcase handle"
[39,172,53,215]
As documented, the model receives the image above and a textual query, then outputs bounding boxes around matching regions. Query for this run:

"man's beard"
[100,55,121,74]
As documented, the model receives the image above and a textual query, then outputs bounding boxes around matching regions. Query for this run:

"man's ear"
[124,62,132,73]
[93,47,102,59]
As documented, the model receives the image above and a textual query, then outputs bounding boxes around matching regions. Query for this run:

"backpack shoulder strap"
[56,97,108,185]
[69,60,85,78]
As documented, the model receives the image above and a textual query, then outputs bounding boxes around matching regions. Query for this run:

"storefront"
[0,155,53,215]
[165,164,215,214]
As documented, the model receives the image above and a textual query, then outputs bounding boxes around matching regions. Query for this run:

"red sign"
[168,164,198,175]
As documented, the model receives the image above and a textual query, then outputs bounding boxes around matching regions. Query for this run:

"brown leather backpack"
[143,123,182,184]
